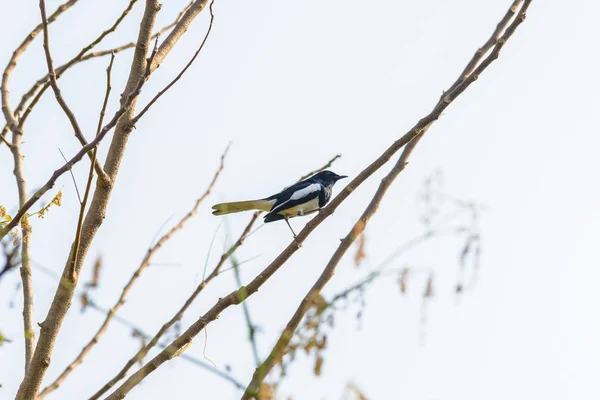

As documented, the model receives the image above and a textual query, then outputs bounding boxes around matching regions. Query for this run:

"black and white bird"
[212,170,347,237]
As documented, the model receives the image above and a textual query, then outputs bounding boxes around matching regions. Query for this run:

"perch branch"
[105,1,532,397]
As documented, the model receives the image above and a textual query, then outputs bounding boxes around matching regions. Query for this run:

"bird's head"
[312,170,348,187]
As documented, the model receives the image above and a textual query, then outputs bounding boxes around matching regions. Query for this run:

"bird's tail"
[212,199,274,216]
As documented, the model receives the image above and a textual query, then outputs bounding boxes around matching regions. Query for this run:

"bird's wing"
[270,182,322,214]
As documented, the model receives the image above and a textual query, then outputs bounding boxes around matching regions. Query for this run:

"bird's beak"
[336,175,348,181]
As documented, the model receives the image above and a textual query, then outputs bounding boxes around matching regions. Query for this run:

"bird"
[212,170,347,237]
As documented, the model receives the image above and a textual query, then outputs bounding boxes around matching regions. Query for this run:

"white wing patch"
[290,183,321,200]
[273,183,321,212]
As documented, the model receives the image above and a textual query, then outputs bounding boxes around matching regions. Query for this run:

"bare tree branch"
[38,142,227,399]
[132,0,215,125]
[11,129,35,372]
[298,154,341,182]
[1,0,80,137]
[231,252,261,367]
[39,0,110,185]
[0,39,157,241]
[1,3,81,368]
[91,211,259,399]
[0,0,195,149]
[243,131,425,398]
[150,0,211,72]
[95,154,341,398]
[14,1,163,397]
[243,1,533,394]
[104,1,533,396]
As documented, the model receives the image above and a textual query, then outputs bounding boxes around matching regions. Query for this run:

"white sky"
[1,0,599,399]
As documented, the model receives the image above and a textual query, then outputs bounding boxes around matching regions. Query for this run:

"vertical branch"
[11,116,35,373]
[0,0,81,373]
[39,0,108,182]
[15,1,162,398]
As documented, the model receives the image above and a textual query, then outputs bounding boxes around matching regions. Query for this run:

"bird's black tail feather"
[264,212,285,223]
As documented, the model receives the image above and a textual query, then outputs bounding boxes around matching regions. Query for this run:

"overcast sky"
[1,0,599,399]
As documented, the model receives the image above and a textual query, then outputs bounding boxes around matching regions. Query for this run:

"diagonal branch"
[95,155,341,399]
[1,0,80,137]
[132,0,215,125]
[38,143,228,399]
[0,0,194,151]
[0,37,157,241]
[242,131,425,399]
[91,212,259,400]
[104,1,533,397]
[39,0,109,184]
[12,0,138,147]
[244,1,533,394]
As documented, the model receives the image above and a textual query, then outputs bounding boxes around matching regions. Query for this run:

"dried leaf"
[423,275,434,298]
[86,256,102,288]
[80,293,90,313]
[354,234,367,267]
[314,355,323,376]
[397,268,410,295]
[258,383,276,400]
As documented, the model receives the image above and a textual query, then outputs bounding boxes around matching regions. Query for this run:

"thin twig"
[105,2,533,397]
[28,259,246,391]
[298,154,341,181]
[132,0,216,124]
[231,252,261,367]
[0,0,195,149]
[16,0,138,141]
[1,0,80,139]
[0,37,158,241]
[39,0,108,183]
[91,212,259,400]
[38,142,227,399]
[93,150,341,397]
[58,148,82,204]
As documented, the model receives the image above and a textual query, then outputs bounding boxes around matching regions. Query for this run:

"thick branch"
[14,1,162,398]
[104,1,532,397]
[151,0,210,72]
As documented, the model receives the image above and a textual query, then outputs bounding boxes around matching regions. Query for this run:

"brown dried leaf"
[80,292,90,313]
[314,355,323,376]
[424,275,434,298]
[398,268,410,295]
[354,234,367,267]
[86,255,102,288]
[258,383,276,400]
